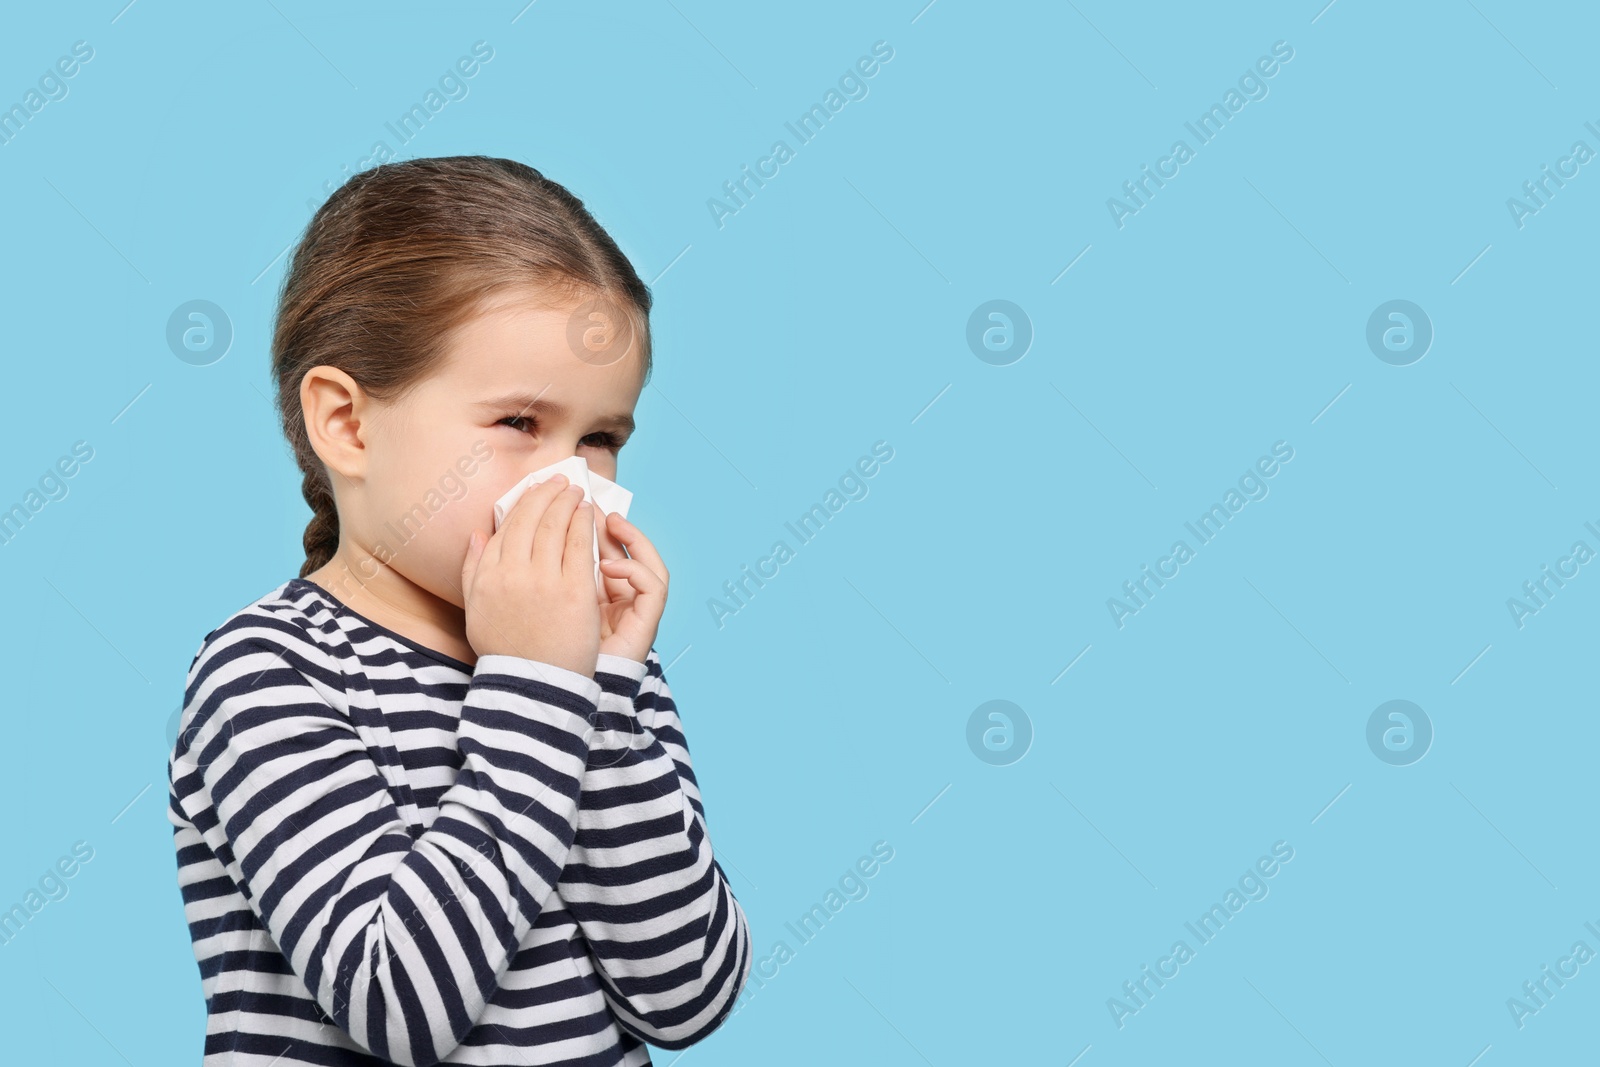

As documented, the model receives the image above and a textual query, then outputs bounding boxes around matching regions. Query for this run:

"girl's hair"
[270,155,653,579]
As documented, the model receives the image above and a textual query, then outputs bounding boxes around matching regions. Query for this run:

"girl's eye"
[499,416,623,452]
[584,432,625,452]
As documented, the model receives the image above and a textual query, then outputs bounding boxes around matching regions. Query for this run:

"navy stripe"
[168,577,750,1066]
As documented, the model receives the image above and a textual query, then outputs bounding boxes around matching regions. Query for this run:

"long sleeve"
[556,648,752,1048]
[170,628,603,1067]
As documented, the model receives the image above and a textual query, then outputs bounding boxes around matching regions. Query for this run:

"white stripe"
[168,578,750,1064]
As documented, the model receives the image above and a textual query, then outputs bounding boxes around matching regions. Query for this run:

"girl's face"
[357,287,645,608]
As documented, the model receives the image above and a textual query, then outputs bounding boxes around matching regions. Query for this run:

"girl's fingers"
[461,529,485,591]
[598,559,665,607]
[561,494,595,578]
[592,508,634,600]
[604,513,669,585]
[494,474,570,565]
[533,483,585,573]
[598,555,667,596]
[596,581,616,634]
[594,506,627,560]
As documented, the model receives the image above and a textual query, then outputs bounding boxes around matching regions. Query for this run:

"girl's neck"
[304,550,477,668]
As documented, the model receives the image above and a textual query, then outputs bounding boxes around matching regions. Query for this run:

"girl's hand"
[593,507,668,664]
[460,474,601,677]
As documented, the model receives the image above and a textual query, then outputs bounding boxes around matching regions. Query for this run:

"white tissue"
[491,456,633,592]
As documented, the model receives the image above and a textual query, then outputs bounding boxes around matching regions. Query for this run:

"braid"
[298,465,339,579]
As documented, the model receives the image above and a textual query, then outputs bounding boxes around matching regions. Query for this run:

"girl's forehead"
[452,298,571,350]
[430,290,646,404]
[437,353,644,422]
[434,310,579,388]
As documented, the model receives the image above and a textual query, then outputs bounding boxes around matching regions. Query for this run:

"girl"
[167,156,751,1066]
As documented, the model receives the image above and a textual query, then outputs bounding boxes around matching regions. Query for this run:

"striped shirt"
[167,577,751,1066]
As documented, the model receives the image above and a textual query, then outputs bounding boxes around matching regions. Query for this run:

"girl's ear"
[301,365,371,480]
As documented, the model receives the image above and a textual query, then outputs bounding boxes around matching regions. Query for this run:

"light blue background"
[0,1,1594,1063]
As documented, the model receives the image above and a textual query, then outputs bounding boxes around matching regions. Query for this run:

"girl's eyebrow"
[476,391,635,434]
